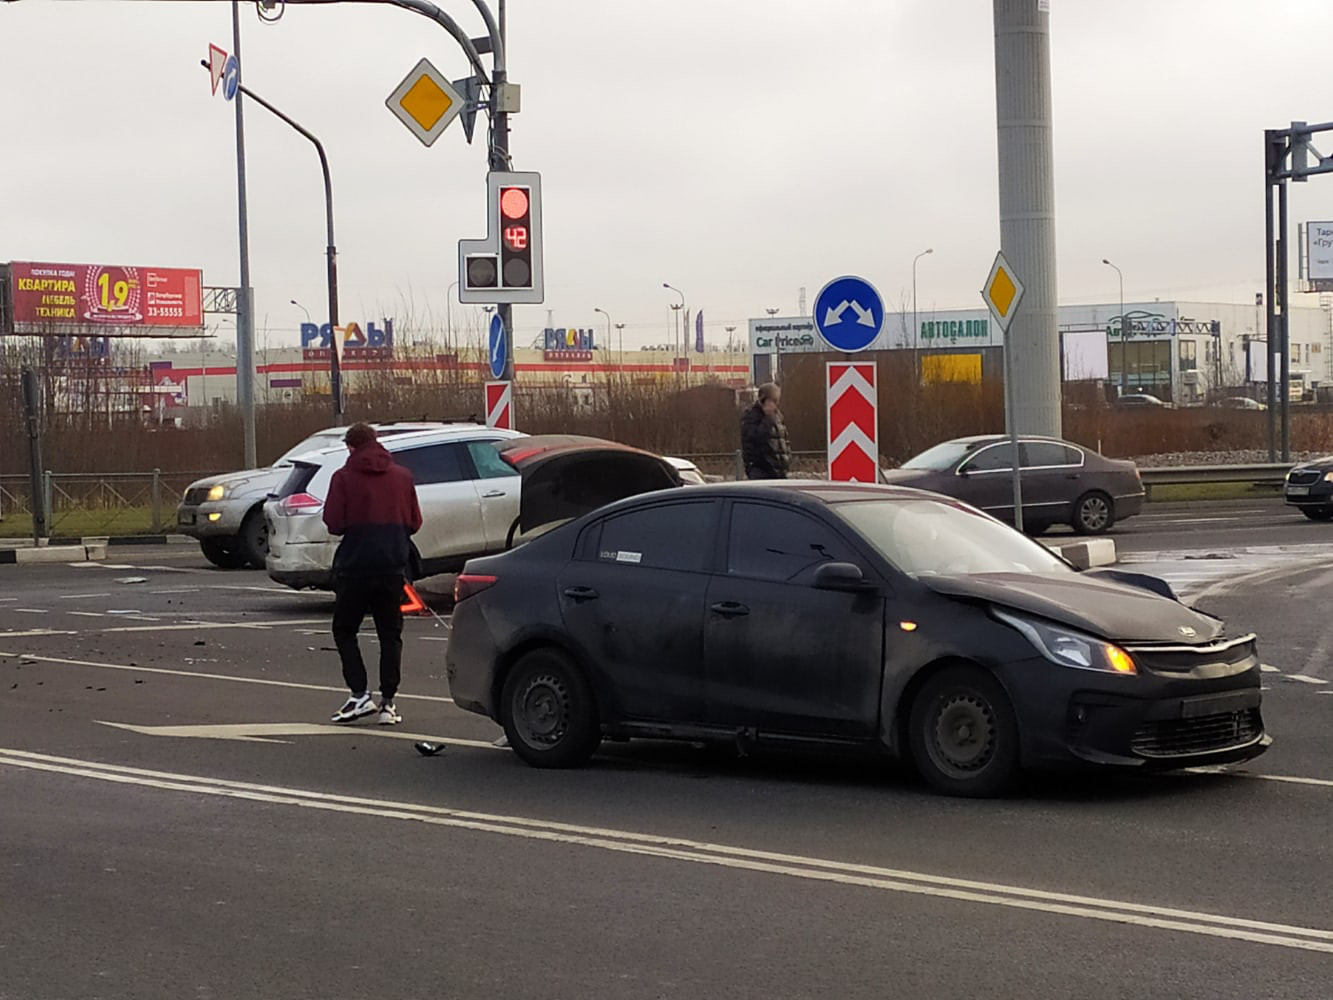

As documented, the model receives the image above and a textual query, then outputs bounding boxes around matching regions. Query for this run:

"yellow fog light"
[1105,645,1136,675]
[207,512,222,522]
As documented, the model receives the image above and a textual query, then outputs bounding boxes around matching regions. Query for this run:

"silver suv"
[176,422,449,569]
[265,426,524,589]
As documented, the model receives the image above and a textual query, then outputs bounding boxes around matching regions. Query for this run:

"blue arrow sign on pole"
[222,54,240,101]
[813,275,885,353]
[488,313,507,380]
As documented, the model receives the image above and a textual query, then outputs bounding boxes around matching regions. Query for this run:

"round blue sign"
[222,55,240,102]
[812,275,885,353]
[488,313,507,380]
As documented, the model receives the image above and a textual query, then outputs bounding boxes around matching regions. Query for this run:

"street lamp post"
[912,248,933,378]
[446,280,459,347]
[204,62,344,424]
[593,307,612,361]
[614,323,625,370]
[765,307,780,380]
[664,283,685,382]
[1103,258,1126,397]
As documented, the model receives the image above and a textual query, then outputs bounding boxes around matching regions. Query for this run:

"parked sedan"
[446,482,1268,797]
[881,435,1144,534]
[1283,456,1333,520]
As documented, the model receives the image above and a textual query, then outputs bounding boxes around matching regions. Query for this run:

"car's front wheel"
[200,536,247,569]
[908,665,1021,797]
[501,648,601,768]
[1301,506,1333,521]
[1071,491,1115,534]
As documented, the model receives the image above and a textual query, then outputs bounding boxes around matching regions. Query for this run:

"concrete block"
[1048,538,1117,570]
[13,545,93,565]
[83,544,108,561]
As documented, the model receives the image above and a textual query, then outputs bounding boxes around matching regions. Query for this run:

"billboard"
[300,320,394,361]
[1305,221,1333,283]
[5,261,204,335]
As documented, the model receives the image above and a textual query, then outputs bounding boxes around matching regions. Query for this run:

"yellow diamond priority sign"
[386,58,464,147]
[981,251,1025,332]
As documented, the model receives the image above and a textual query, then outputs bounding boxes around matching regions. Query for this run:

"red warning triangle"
[400,582,428,615]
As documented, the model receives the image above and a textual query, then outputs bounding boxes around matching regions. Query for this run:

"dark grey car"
[881,435,1144,535]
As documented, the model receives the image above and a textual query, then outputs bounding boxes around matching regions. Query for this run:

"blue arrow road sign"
[222,55,240,101]
[488,313,507,379]
[813,275,884,353]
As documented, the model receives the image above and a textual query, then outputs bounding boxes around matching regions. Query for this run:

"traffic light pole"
[491,0,515,381]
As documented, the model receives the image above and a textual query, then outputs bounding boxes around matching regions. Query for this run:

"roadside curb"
[1045,538,1117,569]
[0,543,107,565]
[1,534,192,548]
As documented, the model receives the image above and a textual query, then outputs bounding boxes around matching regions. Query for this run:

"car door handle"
[562,586,599,602]
[710,601,750,618]
[481,489,506,498]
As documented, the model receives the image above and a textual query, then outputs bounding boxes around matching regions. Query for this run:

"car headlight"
[993,609,1136,675]
[1323,472,1333,483]
[207,484,227,501]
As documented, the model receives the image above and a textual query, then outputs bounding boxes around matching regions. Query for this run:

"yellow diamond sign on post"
[981,251,1025,332]
[386,58,464,147]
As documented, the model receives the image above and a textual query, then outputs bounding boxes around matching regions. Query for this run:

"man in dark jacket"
[323,423,423,725]
[740,382,792,480]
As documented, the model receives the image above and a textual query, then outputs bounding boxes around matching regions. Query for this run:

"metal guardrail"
[1136,464,1291,487]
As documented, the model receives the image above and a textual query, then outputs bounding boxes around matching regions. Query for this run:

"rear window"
[275,461,319,499]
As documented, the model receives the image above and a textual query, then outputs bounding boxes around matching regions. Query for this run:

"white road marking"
[67,611,106,618]
[421,636,449,642]
[0,650,455,704]
[58,593,113,600]
[0,629,77,638]
[1260,664,1281,673]
[99,617,328,634]
[96,721,494,749]
[0,598,16,602]
[150,588,201,595]
[1284,674,1328,685]
[13,609,48,614]
[2,748,1332,955]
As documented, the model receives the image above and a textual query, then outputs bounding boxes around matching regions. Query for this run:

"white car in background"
[177,421,448,569]
[265,428,687,590]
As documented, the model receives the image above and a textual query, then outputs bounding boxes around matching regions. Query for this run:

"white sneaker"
[378,701,402,725]
[331,693,376,723]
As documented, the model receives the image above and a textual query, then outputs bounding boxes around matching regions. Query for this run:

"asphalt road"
[2,525,1331,1000]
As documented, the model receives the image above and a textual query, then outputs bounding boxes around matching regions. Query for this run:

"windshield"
[900,440,974,472]
[835,498,1072,578]
[274,430,345,466]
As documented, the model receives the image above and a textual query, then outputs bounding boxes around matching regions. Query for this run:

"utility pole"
[492,0,515,382]
[993,0,1060,439]
[231,0,257,467]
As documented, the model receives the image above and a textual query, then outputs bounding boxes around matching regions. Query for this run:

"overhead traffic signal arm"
[458,170,543,304]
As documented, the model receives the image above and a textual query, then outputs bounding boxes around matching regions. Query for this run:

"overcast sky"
[3,0,1333,351]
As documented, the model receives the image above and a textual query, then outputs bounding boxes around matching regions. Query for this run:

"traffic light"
[458,171,543,303]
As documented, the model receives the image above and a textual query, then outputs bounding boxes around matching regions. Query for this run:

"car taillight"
[454,574,497,603]
[279,492,324,515]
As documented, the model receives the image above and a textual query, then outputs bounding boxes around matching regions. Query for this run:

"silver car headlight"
[993,609,1136,675]
[207,484,228,501]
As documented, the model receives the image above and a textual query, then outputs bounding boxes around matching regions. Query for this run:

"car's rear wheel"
[1301,506,1333,521]
[200,536,247,569]
[237,508,269,568]
[1071,491,1115,534]
[908,665,1020,797]
[501,648,601,768]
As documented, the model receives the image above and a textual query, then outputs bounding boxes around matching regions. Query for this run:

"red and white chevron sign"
[485,380,513,430]
[826,362,878,483]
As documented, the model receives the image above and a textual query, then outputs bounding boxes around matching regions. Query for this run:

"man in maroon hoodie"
[323,423,423,725]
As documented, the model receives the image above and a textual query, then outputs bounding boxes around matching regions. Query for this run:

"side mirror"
[813,562,874,592]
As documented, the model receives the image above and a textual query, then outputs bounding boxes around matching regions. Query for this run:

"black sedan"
[1283,456,1333,520]
[445,482,1268,796]
[881,435,1144,535]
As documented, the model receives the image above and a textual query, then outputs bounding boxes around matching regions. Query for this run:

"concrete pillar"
[993,0,1062,438]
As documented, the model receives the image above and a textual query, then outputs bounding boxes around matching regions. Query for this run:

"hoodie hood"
[921,571,1223,644]
[348,442,394,474]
